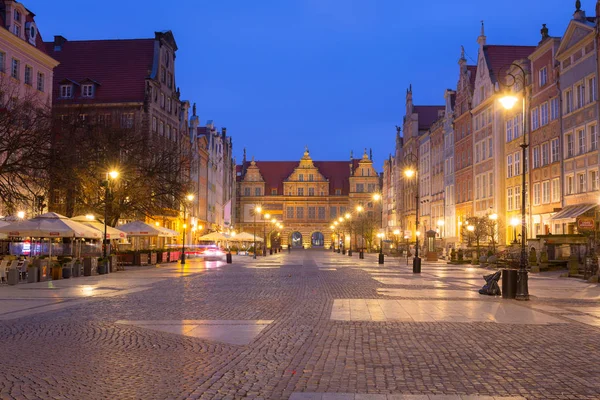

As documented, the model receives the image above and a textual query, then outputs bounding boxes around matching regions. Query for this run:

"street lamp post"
[253,206,261,259]
[511,217,519,244]
[338,217,345,254]
[373,193,384,264]
[263,213,270,257]
[404,153,420,273]
[500,62,530,300]
[103,170,119,259]
[356,205,364,259]
[345,213,352,256]
[181,194,194,265]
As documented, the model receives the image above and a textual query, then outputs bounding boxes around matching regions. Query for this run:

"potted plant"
[62,257,73,279]
[51,261,63,280]
[97,257,109,275]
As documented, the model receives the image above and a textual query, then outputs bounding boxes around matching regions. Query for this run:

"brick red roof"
[414,105,444,131]
[241,160,361,195]
[484,45,536,84]
[44,39,155,104]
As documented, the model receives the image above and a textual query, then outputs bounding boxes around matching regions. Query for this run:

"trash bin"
[7,268,19,285]
[27,266,39,283]
[502,269,517,299]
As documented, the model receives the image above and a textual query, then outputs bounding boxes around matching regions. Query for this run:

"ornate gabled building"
[236,148,380,249]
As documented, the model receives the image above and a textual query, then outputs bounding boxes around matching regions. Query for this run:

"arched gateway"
[291,232,303,248]
[311,232,324,247]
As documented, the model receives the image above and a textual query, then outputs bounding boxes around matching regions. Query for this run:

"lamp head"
[338,217,344,223]
[345,213,351,219]
[155,221,160,226]
[17,211,25,219]
[271,218,276,223]
[489,213,498,221]
[404,169,415,178]
[467,225,475,232]
[109,170,119,180]
[393,229,400,235]
[356,205,364,212]
[186,194,194,201]
[511,217,520,227]
[437,220,444,226]
[255,206,262,213]
[373,193,381,201]
[499,94,519,110]
[85,214,95,221]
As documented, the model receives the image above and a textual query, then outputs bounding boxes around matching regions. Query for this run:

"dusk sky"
[28,0,580,170]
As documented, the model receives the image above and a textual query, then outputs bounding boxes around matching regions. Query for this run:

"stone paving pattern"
[0,250,599,399]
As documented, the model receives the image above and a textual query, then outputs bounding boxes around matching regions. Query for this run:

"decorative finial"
[369,148,373,161]
[305,145,309,153]
[350,150,354,159]
[460,45,465,60]
[541,24,549,40]
[576,0,581,11]
[480,20,485,36]
[192,103,197,116]
[395,125,401,135]
[243,147,247,162]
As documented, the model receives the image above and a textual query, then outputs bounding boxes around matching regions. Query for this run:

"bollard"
[359,251,364,259]
[378,253,384,265]
[226,252,232,264]
[348,249,352,256]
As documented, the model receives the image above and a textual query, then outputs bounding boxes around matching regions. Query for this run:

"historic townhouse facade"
[528,31,562,237]
[419,131,432,234]
[472,25,535,245]
[0,0,58,216]
[430,114,445,240]
[398,86,444,239]
[554,5,600,234]
[46,31,190,231]
[454,49,476,243]
[236,149,379,249]
[442,89,457,245]
[382,152,397,234]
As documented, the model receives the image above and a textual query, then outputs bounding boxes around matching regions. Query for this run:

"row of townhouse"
[383,1,600,248]
[0,0,235,242]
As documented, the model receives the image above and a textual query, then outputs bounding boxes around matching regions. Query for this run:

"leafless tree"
[0,76,53,215]
[50,108,192,225]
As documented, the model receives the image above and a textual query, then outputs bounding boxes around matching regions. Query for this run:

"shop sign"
[577,217,595,231]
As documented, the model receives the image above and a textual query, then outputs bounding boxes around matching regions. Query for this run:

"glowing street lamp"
[181,194,194,265]
[17,211,25,219]
[404,152,420,273]
[253,205,262,259]
[373,193,384,264]
[103,170,119,259]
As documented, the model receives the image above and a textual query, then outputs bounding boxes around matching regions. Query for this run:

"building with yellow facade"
[235,148,381,248]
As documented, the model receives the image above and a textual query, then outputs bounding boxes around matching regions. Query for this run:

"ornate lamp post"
[373,193,384,264]
[330,224,336,251]
[103,170,119,259]
[356,205,365,259]
[404,153,420,273]
[253,205,262,259]
[499,62,530,301]
[345,213,352,256]
[338,217,345,254]
[181,193,194,265]
[511,217,519,244]
[263,213,270,256]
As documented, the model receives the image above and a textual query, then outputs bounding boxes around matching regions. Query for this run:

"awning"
[550,204,597,220]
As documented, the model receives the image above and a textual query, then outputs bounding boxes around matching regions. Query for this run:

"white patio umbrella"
[156,226,178,237]
[231,232,263,242]
[117,220,166,236]
[71,215,128,239]
[0,212,102,259]
[198,232,230,241]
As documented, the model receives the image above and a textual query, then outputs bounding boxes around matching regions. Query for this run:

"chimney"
[53,35,67,51]
[222,127,227,138]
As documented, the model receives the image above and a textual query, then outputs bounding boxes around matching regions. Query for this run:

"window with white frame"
[514,152,521,175]
[533,183,541,205]
[531,108,539,130]
[591,170,599,191]
[0,52,5,73]
[286,206,294,218]
[11,58,19,79]
[152,117,157,132]
[566,175,573,195]
[81,84,94,98]
[489,172,493,197]
[482,174,487,198]
[576,83,585,109]
[160,92,165,108]
[552,178,560,202]
[566,134,574,158]
[254,187,261,196]
[60,84,72,98]
[297,187,304,196]
[308,187,315,196]
[565,89,573,113]
[551,138,560,162]
[578,129,586,154]
[475,143,480,163]
[475,176,481,199]
[578,173,586,193]
[542,181,550,204]
[539,67,547,87]
[24,65,32,85]
[36,72,44,92]
[507,188,513,211]
[296,207,304,219]
[540,103,549,126]
[588,76,597,103]
[507,154,513,178]
[541,143,549,166]
[488,138,493,158]
[533,146,540,168]
[159,120,164,135]
[120,113,134,128]
[482,141,487,161]
[308,207,316,219]
[506,119,513,142]
[551,97,560,120]
[590,125,598,151]
[514,114,522,137]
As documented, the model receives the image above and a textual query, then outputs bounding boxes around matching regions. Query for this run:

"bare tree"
[461,216,494,260]
[50,108,192,225]
[0,77,53,215]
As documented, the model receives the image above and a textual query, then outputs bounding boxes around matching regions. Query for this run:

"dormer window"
[13,24,21,38]
[14,9,21,22]
[82,84,94,98]
[60,85,73,98]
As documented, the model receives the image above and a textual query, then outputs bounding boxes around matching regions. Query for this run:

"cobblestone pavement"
[0,250,599,400]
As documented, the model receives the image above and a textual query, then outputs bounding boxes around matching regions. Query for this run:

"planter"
[52,266,63,280]
[83,257,97,276]
[150,252,157,265]
[98,261,108,275]
[62,263,72,279]
[109,255,118,272]
[72,263,82,277]
[27,266,39,283]
[139,253,149,266]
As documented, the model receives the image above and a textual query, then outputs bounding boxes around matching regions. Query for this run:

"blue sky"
[28,0,580,169]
